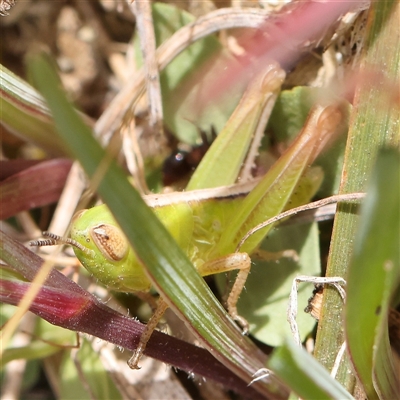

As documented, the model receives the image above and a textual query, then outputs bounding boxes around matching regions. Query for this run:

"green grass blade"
[269,339,354,400]
[0,64,67,156]
[26,51,288,398]
[345,149,400,399]
[313,1,400,392]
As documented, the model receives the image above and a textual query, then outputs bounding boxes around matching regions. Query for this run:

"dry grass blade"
[129,0,163,131]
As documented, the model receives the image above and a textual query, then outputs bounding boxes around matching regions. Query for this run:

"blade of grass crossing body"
[27,51,288,398]
[313,0,400,393]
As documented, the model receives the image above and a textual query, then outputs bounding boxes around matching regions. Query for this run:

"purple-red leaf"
[0,158,72,220]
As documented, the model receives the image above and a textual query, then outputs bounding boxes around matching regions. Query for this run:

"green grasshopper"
[32,64,347,369]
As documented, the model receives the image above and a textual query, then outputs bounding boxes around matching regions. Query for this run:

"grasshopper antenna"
[236,192,366,252]
[30,232,94,256]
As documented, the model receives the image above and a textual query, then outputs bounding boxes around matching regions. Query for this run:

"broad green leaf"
[27,51,286,398]
[345,148,400,399]
[237,222,320,346]
[269,339,354,400]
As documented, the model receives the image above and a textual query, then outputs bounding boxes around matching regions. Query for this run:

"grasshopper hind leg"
[226,268,251,333]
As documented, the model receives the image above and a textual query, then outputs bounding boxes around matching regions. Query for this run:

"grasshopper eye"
[90,224,128,261]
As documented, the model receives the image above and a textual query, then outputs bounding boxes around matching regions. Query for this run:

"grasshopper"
[32,63,348,369]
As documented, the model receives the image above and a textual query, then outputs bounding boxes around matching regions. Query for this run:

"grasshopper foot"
[127,345,144,370]
[232,314,249,335]
[127,297,170,369]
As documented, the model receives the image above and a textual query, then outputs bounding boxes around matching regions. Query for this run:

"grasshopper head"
[70,205,152,292]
